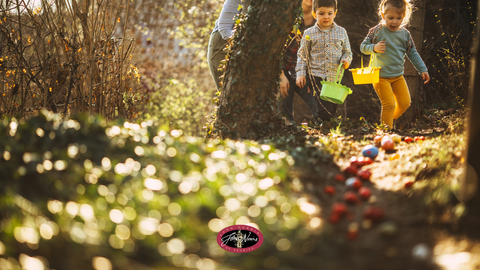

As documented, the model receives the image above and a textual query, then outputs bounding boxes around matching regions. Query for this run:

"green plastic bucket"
[320,64,352,104]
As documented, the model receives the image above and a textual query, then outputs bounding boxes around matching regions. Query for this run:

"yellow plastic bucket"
[349,54,381,85]
[320,64,352,105]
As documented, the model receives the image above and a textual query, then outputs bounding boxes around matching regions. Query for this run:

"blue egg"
[362,145,379,159]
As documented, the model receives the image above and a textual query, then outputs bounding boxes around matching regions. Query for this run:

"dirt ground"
[283,108,480,270]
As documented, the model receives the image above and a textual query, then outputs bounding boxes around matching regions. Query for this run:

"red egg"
[381,136,395,151]
[344,191,359,204]
[404,137,413,143]
[349,156,359,168]
[329,213,341,223]
[420,136,425,141]
[382,141,394,150]
[324,185,335,195]
[356,157,367,167]
[331,202,348,216]
[335,173,345,182]
[346,177,363,190]
[363,205,385,222]
[363,157,374,165]
[358,187,372,200]
[357,169,372,181]
[404,181,414,188]
[344,165,358,176]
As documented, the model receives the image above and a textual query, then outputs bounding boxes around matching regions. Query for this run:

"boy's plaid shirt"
[296,22,352,82]
[282,18,314,71]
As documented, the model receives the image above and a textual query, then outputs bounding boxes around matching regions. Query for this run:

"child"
[360,0,430,128]
[296,0,352,122]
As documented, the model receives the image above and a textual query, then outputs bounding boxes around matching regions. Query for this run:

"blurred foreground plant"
[0,110,323,270]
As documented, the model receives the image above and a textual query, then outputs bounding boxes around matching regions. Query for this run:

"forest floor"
[277,108,480,270]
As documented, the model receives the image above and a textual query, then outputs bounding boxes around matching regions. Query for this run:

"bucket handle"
[334,64,345,84]
[333,64,352,94]
[360,53,376,68]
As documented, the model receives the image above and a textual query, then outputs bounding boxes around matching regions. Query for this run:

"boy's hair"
[378,0,413,27]
[313,0,337,11]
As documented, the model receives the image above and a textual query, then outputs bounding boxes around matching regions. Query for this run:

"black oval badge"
[217,225,263,253]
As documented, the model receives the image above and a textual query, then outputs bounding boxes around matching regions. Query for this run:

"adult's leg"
[295,76,319,123]
[311,76,337,122]
[391,76,411,120]
[372,78,395,127]
[280,71,296,123]
[207,31,227,91]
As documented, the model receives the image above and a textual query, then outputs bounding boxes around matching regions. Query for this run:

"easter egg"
[343,191,359,204]
[362,145,379,159]
[344,165,358,176]
[331,202,348,216]
[357,169,372,181]
[363,157,374,165]
[412,243,430,261]
[363,205,385,222]
[381,136,395,151]
[324,185,335,195]
[346,177,362,190]
[404,181,414,188]
[358,187,372,200]
[391,134,401,143]
[404,137,413,143]
[335,173,345,182]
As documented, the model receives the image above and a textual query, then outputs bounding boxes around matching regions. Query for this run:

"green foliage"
[140,77,214,136]
[0,110,322,270]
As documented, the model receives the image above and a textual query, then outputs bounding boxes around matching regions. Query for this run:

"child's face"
[313,7,336,30]
[382,7,405,31]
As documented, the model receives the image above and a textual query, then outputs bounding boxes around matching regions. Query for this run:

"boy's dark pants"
[280,69,319,123]
[308,75,337,121]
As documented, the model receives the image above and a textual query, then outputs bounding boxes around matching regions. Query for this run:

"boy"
[296,0,352,122]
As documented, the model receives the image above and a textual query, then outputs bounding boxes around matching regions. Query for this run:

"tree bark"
[400,0,426,127]
[462,0,480,215]
[214,0,301,139]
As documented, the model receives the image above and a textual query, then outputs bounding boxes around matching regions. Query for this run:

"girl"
[360,0,430,128]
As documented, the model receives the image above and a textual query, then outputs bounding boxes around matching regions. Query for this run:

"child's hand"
[296,76,306,88]
[422,72,430,84]
[280,71,290,98]
[374,41,386,53]
[341,60,349,69]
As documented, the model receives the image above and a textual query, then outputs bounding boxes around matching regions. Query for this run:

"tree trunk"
[462,0,480,215]
[214,0,301,139]
[400,0,426,127]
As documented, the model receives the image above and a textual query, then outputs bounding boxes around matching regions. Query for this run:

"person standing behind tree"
[279,0,320,126]
[296,0,352,122]
[207,0,243,91]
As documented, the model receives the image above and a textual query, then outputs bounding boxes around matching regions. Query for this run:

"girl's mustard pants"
[372,75,411,127]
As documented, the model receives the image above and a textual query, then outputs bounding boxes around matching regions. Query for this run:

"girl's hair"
[378,0,413,27]
[313,0,337,11]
